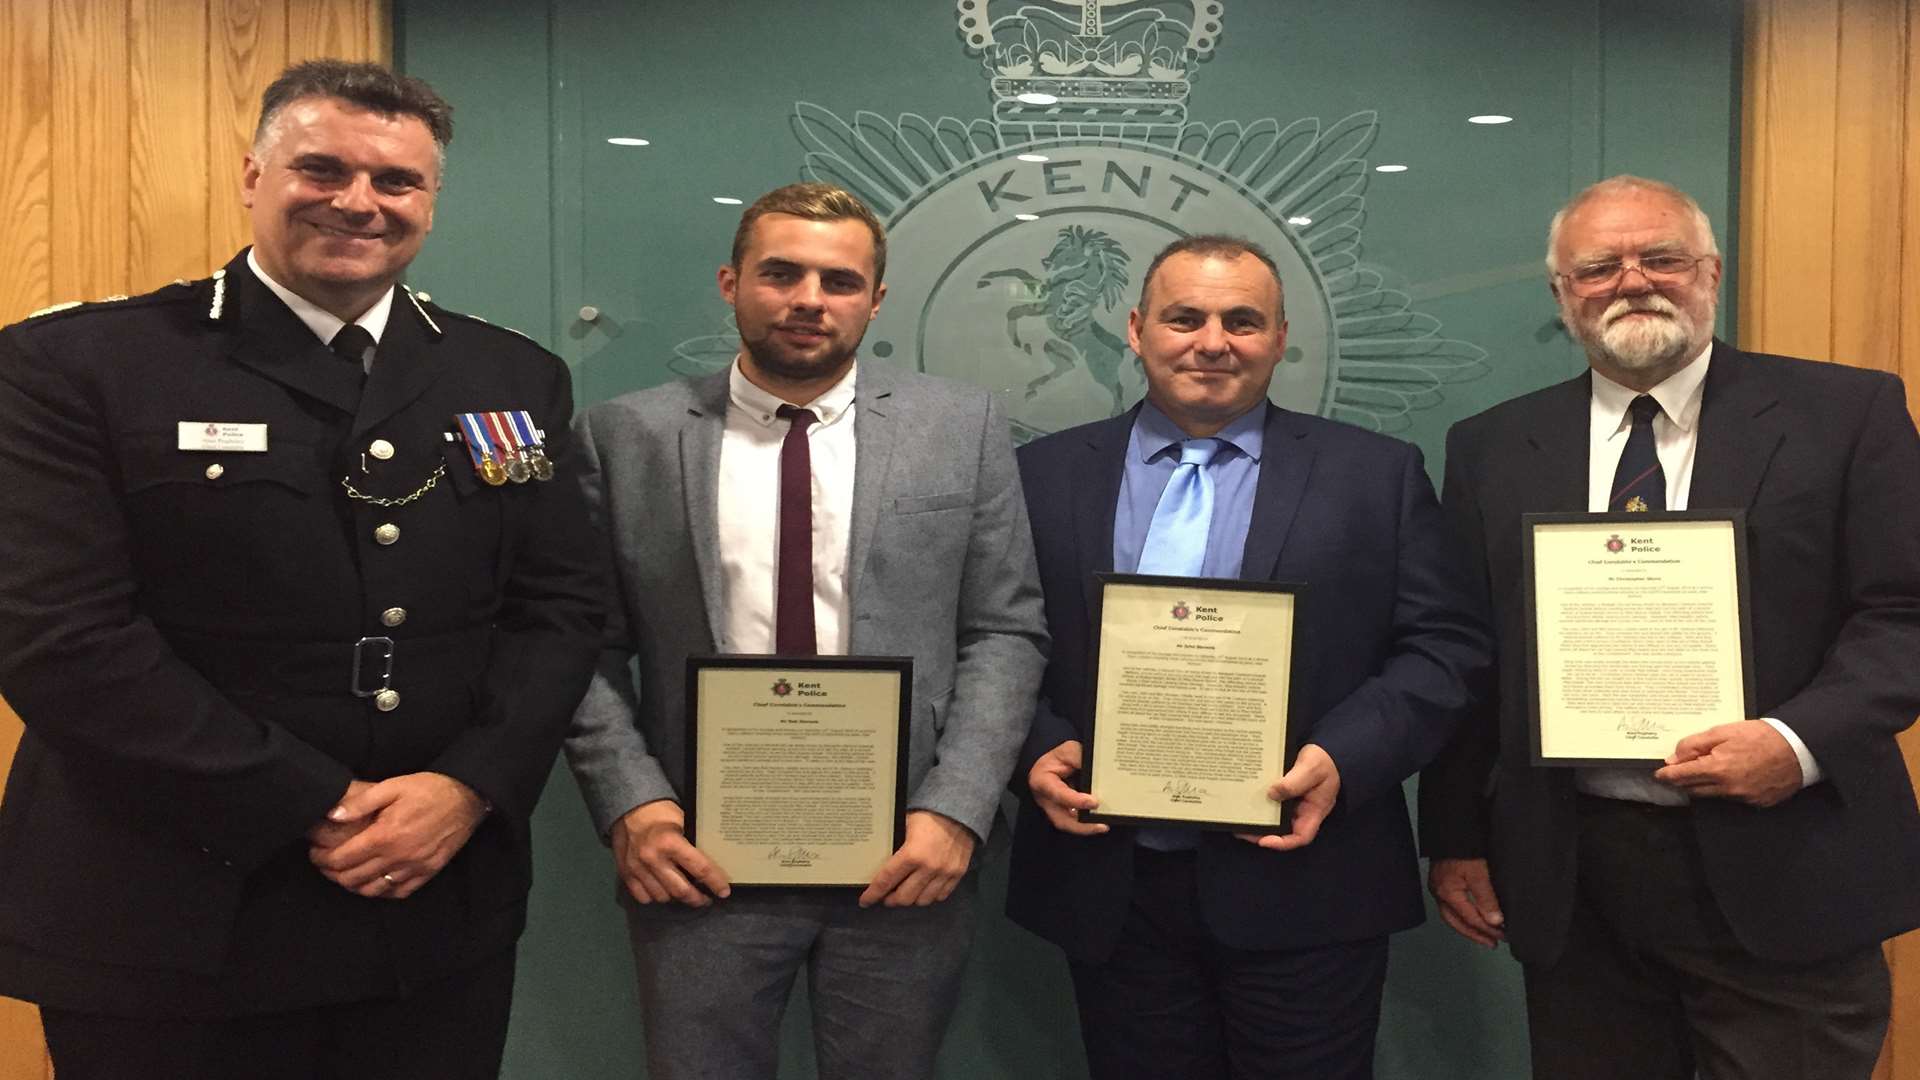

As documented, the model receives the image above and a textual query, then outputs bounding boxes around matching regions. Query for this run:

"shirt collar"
[1590,339,1712,436]
[1132,399,1267,464]
[247,248,394,347]
[727,356,859,429]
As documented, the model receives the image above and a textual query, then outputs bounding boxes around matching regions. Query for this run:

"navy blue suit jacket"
[1005,402,1492,963]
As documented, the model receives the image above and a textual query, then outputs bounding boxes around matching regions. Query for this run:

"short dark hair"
[253,59,454,152]
[731,182,889,287]
[1137,234,1285,321]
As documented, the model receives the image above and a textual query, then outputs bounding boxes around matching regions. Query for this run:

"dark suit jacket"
[1005,403,1492,964]
[0,252,603,1016]
[1419,341,1920,967]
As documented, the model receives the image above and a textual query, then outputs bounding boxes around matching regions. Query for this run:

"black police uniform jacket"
[0,252,604,1016]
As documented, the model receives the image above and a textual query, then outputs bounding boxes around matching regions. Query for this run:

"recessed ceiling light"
[1016,92,1059,106]
[1014,213,1040,221]
[1287,215,1312,226]
[712,196,744,205]
[1374,164,1408,173]
[1016,153,1050,163]
[1467,115,1513,125]
[606,136,651,146]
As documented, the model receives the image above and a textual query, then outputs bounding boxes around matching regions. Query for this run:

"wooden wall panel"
[207,0,289,262]
[1907,0,1920,423]
[0,4,52,322]
[2,0,396,328]
[364,0,388,66]
[289,0,365,60]
[130,0,212,288]
[1738,0,1840,361]
[1828,0,1906,376]
[0,703,46,1080]
[0,6,390,1072]
[1895,725,1920,1080]
[1740,2,1920,1078]
[0,1000,47,1080]
[49,0,132,303]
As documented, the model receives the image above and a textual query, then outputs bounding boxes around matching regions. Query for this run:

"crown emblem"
[958,0,1223,130]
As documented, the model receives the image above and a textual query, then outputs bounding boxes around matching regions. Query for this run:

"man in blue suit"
[1005,235,1490,1079]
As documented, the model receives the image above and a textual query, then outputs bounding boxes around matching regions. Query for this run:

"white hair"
[1545,175,1719,275]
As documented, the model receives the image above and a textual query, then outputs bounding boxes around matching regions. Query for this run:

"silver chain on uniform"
[340,462,447,506]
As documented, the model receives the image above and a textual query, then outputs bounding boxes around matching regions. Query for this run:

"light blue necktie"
[1133,437,1220,853]
[1137,438,1220,576]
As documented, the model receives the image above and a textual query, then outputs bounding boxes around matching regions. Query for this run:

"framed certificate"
[684,655,912,887]
[1523,512,1756,765]
[1081,574,1304,833]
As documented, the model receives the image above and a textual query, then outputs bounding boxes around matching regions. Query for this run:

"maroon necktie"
[774,405,818,655]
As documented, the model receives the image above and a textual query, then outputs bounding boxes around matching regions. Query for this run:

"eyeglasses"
[1558,253,1713,298]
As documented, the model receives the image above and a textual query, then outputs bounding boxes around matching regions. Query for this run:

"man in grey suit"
[565,182,1049,1079]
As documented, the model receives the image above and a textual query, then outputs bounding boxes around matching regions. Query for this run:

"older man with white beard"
[1418,175,1920,1080]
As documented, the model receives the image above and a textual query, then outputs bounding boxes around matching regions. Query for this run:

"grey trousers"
[1523,796,1891,1080]
[625,880,976,1080]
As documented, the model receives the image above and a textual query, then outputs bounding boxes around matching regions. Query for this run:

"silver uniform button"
[369,439,395,460]
[374,689,401,712]
[374,523,400,545]
[205,463,224,480]
[380,606,407,627]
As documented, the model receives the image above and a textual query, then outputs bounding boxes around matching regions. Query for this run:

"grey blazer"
[564,364,1048,843]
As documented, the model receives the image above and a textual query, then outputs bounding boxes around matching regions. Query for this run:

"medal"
[508,410,555,482]
[458,409,553,486]
[481,411,533,484]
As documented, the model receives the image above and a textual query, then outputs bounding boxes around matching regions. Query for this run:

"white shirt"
[1578,344,1822,803]
[715,359,858,655]
[247,249,393,370]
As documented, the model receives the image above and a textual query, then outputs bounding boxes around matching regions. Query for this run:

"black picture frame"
[684,654,913,889]
[1079,573,1307,834]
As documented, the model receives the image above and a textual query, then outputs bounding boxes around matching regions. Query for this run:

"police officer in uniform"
[0,60,602,1078]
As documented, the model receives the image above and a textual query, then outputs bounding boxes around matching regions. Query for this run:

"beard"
[1567,294,1703,373]
[740,321,867,385]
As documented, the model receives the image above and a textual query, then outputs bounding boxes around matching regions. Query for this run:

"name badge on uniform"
[178,421,268,452]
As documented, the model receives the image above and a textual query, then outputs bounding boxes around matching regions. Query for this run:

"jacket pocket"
[120,433,323,496]
[894,490,972,515]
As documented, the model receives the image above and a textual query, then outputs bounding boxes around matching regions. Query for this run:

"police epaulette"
[22,282,194,323]
[407,289,546,348]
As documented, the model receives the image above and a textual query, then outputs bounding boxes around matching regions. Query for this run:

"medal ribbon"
[456,412,497,469]
[507,410,542,452]
[483,411,522,457]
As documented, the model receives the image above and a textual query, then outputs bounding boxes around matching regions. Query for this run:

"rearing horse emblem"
[977,226,1137,414]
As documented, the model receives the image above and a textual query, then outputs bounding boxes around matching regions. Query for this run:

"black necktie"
[328,325,375,373]
[1609,394,1666,512]
[774,405,818,655]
